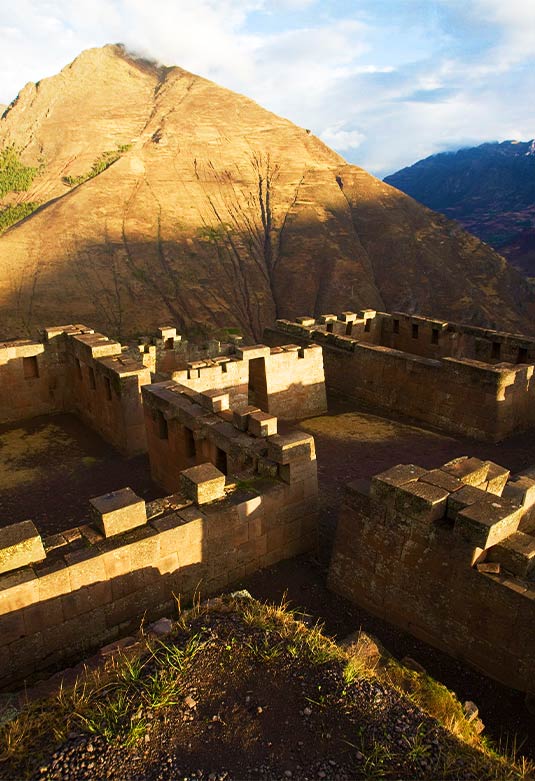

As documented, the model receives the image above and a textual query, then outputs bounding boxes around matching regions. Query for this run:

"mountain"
[385,141,535,279]
[0,45,534,341]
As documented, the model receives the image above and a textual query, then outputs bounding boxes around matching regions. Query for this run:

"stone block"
[180,463,226,505]
[199,389,230,413]
[232,405,261,431]
[373,464,428,488]
[370,464,427,507]
[447,485,493,521]
[502,476,535,509]
[0,610,25,644]
[485,462,510,496]
[476,562,501,574]
[267,432,315,464]
[455,498,522,549]
[318,314,337,323]
[442,457,490,487]
[394,481,449,523]
[487,532,535,579]
[0,567,39,614]
[257,457,278,478]
[34,558,71,601]
[420,469,464,494]
[296,316,316,326]
[0,520,45,574]
[248,411,277,438]
[24,598,64,634]
[90,488,147,537]
[236,345,271,361]
[158,326,177,340]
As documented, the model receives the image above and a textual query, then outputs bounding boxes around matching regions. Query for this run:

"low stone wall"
[265,311,535,441]
[0,428,318,688]
[327,456,535,695]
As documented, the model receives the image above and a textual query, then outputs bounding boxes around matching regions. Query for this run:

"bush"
[0,202,40,232]
[0,145,40,197]
[63,144,132,187]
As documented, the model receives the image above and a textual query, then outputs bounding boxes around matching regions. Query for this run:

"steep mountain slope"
[0,45,533,340]
[385,141,535,278]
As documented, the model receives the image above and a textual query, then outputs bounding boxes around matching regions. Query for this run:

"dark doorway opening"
[249,357,268,410]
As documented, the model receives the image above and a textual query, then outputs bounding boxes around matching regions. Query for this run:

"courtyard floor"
[0,413,162,538]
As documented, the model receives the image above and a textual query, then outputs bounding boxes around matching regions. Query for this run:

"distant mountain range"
[385,140,535,278]
[0,46,533,340]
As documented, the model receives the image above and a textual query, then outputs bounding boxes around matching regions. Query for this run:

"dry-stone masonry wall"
[328,456,535,694]
[0,393,318,688]
[0,325,151,456]
[264,310,535,441]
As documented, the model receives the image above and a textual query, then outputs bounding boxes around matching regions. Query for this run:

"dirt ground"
[238,556,535,762]
[0,414,162,537]
[3,602,518,781]
[288,392,535,561]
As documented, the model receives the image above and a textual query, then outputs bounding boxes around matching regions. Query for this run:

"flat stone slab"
[454,497,522,549]
[394,480,449,523]
[0,520,45,575]
[370,464,427,506]
[374,464,428,487]
[90,487,147,538]
[446,484,494,521]
[180,463,226,505]
[420,469,464,494]
[442,457,490,487]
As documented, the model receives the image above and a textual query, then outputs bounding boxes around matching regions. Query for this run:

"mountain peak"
[0,47,533,340]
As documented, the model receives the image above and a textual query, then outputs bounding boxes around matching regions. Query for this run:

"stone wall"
[278,310,535,365]
[64,330,151,456]
[0,335,69,423]
[264,310,535,441]
[0,326,151,456]
[327,457,535,695]
[134,326,242,375]
[169,343,327,422]
[0,424,318,688]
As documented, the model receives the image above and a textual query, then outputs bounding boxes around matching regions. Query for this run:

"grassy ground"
[0,595,532,780]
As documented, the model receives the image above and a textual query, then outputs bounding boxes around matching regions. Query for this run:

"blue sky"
[1,0,534,177]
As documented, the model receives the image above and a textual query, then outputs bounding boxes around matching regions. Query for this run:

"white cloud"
[1,0,534,176]
[320,124,366,151]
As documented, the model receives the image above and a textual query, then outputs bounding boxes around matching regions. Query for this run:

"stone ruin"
[0,385,318,687]
[1,310,535,699]
[0,325,327,455]
[328,456,535,694]
[265,309,535,441]
[0,324,323,687]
